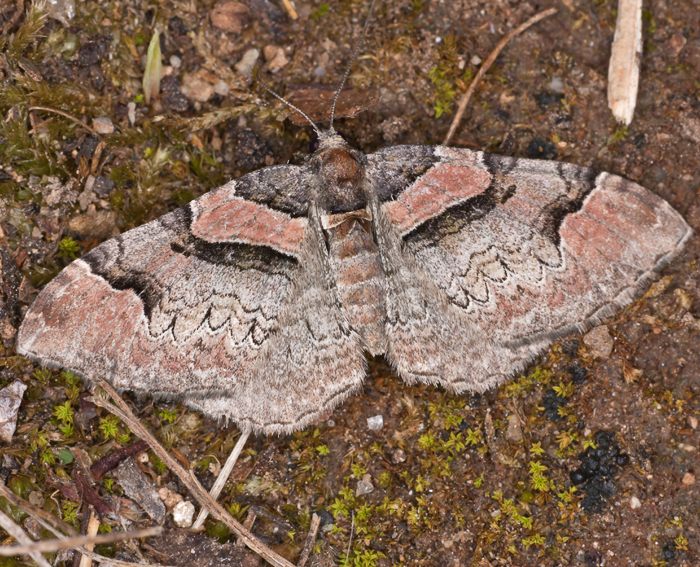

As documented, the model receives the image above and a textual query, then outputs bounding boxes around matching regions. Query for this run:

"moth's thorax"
[315,143,367,212]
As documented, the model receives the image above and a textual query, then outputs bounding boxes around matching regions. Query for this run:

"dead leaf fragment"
[114,459,166,523]
[285,86,379,126]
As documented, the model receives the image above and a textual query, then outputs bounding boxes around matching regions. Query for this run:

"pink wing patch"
[384,163,491,234]
[191,183,307,256]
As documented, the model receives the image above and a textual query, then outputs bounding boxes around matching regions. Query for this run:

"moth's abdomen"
[326,216,387,356]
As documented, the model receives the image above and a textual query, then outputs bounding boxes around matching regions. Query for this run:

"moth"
[16,118,691,434]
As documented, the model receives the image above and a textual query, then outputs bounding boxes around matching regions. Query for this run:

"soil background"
[0,0,698,566]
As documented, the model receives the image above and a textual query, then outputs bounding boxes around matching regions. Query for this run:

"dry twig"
[443,7,558,146]
[192,427,251,529]
[0,482,165,567]
[296,513,321,567]
[281,0,298,20]
[76,509,100,567]
[89,379,295,567]
[234,510,258,548]
[0,509,53,567]
[0,481,77,536]
[0,526,162,556]
[91,440,148,480]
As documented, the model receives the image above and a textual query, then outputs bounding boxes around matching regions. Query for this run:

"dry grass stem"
[443,7,558,145]
[28,106,98,136]
[192,427,251,529]
[281,0,299,20]
[90,379,295,567]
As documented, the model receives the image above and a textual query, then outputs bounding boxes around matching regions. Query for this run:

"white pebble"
[366,415,383,431]
[172,500,195,528]
[629,496,641,509]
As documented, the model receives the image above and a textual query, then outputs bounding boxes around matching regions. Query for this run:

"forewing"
[17,176,306,397]
[378,146,691,391]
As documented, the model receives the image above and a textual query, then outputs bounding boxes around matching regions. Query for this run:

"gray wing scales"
[378,146,691,392]
[188,234,367,434]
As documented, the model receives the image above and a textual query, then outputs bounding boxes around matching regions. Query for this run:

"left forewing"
[17,180,307,398]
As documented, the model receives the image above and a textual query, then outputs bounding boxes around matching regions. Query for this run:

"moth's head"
[314,129,364,187]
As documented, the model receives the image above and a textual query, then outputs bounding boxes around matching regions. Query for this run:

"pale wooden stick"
[234,510,257,548]
[192,427,251,530]
[73,548,170,567]
[77,509,100,567]
[0,509,53,567]
[607,0,642,125]
[90,380,295,567]
[443,7,558,146]
[0,526,161,556]
[281,0,298,20]
[296,513,321,567]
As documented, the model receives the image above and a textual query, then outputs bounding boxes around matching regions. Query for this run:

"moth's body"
[17,130,692,434]
[316,136,388,355]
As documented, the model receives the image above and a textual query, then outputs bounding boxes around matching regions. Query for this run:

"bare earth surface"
[0,0,698,566]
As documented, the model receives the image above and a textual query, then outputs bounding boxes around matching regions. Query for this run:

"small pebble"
[92,116,114,135]
[169,55,182,68]
[548,76,565,93]
[366,414,383,431]
[235,48,260,79]
[583,325,614,359]
[214,80,230,97]
[127,102,136,126]
[681,472,695,486]
[505,413,523,442]
[629,496,641,509]
[172,500,195,528]
[356,474,374,497]
[0,381,28,443]
[158,487,183,509]
[181,70,216,103]
[688,416,698,430]
[470,55,482,66]
[391,448,406,464]
[263,45,289,73]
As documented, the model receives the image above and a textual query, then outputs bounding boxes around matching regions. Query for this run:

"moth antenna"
[328,0,379,131]
[257,72,322,135]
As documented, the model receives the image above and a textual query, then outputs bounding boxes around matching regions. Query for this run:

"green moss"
[428,66,457,118]
[311,3,330,21]
[609,125,629,144]
[58,237,81,260]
